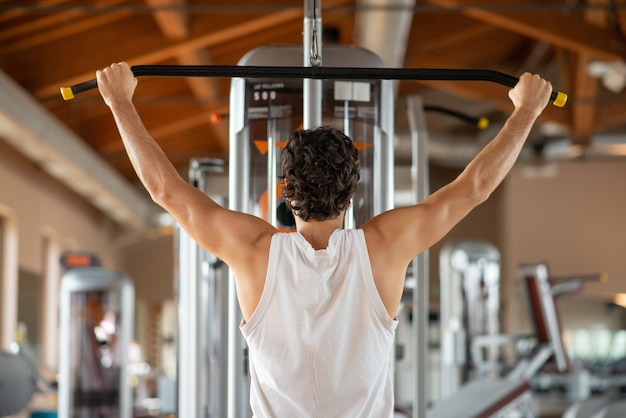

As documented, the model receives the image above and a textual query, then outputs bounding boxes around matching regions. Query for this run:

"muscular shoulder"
[229,229,276,321]
[361,212,416,265]
[361,225,410,319]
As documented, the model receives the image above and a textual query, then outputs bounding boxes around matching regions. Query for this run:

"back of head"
[280,126,360,222]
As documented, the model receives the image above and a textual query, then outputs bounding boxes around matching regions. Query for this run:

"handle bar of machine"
[60,65,568,107]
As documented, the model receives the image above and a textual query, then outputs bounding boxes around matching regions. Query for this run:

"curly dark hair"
[279,126,360,222]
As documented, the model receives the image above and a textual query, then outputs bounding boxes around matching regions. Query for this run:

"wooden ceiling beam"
[1,0,129,53]
[569,52,599,145]
[145,0,188,39]
[176,50,230,152]
[146,0,228,151]
[3,13,130,54]
[422,0,626,60]
[150,107,226,139]
[98,104,229,155]
[584,0,610,27]
[0,0,121,41]
[177,49,220,100]
[99,111,208,154]
[35,10,301,98]
[36,0,353,99]
[562,0,608,144]
[408,16,496,56]
[581,0,626,134]
[0,0,70,24]
[616,0,626,31]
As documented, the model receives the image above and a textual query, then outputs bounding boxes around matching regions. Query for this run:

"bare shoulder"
[170,182,277,265]
[361,206,427,265]
[227,226,276,321]
[361,222,412,319]
[361,214,417,272]
[204,210,277,269]
[362,177,479,266]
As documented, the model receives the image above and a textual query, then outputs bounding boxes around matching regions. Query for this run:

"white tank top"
[240,229,398,418]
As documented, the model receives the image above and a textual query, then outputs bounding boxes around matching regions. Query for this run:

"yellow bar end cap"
[60,87,74,101]
[553,91,567,107]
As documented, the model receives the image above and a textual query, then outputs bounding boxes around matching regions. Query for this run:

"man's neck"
[295,215,345,250]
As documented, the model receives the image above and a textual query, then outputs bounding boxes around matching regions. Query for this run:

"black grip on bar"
[60,78,97,100]
[60,65,567,106]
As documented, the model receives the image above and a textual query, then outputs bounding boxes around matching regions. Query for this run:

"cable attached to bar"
[60,64,568,107]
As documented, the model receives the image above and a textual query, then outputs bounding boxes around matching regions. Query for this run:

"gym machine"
[176,158,228,418]
[439,241,502,400]
[530,272,626,418]
[228,40,395,416]
[57,261,134,418]
[428,261,571,418]
[0,344,54,417]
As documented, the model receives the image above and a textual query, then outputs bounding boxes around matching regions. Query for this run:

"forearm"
[107,99,181,202]
[458,108,539,201]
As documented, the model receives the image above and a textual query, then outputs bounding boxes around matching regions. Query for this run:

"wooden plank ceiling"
[1,0,625,185]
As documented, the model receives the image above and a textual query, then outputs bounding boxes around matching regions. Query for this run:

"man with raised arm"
[97,62,552,417]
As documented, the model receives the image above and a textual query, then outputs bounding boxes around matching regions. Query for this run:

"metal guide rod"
[303,0,322,128]
[60,65,568,107]
[341,102,355,229]
[178,159,227,418]
[267,119,278,227]
[176,225,202,418]
[406,95,429,418]
[227,124,250,418]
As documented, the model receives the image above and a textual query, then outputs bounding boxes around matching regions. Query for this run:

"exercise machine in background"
[176,158,229,418]
[0,343,54,417]
[57,254,135,418]
[428,261,571,418]
[437,241,502,401]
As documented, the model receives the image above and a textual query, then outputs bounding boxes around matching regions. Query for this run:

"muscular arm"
[97,63,276,318]
[363,73,553,316]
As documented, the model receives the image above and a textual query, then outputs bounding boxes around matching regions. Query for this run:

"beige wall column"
[39,230,61,369]
[0,206,18,350]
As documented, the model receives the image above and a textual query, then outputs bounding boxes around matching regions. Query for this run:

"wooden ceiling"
[1,0,626,186]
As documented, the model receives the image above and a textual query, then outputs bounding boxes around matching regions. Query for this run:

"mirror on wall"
[558,296,626,364]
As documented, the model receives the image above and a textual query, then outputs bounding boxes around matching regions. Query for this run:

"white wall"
[502,160,626,334]
[0,143,123,270]
[0,141,125,358]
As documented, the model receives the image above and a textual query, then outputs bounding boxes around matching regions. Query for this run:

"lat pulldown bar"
[60,65,568,107]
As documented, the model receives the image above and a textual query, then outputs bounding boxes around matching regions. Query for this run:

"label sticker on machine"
[247,105,293,119]
[248,106,269,119]
[334,81,371,102]
[247,81,294,119]
[357,106,377,119]
[334,105,356,119]
[333,105,377,121]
